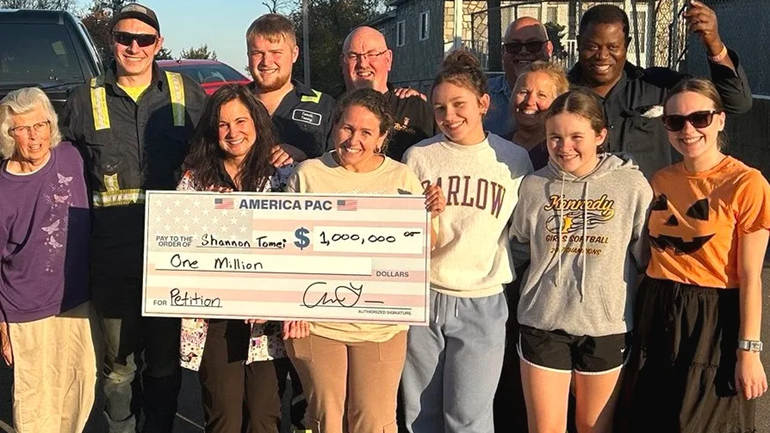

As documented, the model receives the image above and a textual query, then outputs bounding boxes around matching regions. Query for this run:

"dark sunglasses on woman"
[112,31,158,48]
[661,110,723,132]
[503,40,545,55]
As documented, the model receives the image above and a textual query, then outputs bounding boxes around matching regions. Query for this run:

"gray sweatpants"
[401,290,508,433]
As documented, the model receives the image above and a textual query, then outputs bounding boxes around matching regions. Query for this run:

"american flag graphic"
[214,197,234,209]
[337,199,358,211]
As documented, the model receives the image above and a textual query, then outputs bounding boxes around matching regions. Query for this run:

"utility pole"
[302,0,310,86]
[488,0,501,71]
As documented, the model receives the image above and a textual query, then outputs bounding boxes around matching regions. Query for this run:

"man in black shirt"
[569,2,751,177]
[60,4,207,432]
[341,26,435,162]
[246,14,336,162]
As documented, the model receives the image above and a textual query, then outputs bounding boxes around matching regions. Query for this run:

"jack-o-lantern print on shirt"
[646,156,770,289]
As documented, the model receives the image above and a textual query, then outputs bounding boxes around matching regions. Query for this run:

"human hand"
[282,320,310,339]
[684,1,723,56]
[394,87,427,102]
[735,350,768,400]
[424,183,446,218]
[270,144,307,168]
[206,185,233,193]
[0,322,12,366]
[245,319,268,325]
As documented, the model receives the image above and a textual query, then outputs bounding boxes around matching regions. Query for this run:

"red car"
[157,59,251,95]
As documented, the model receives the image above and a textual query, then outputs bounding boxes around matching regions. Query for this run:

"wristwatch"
[738,340,763,352]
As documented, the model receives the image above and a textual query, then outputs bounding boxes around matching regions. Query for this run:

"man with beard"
[341,26,435,162]
[485,17,553,136]
[246,14,336,161]
[569,2,751,177]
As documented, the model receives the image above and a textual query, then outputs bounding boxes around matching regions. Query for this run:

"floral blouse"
[177,164,294,371]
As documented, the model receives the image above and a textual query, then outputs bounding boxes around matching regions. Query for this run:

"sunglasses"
[112,31,158,48]
[661,110,722,132]
[503,41,546,55]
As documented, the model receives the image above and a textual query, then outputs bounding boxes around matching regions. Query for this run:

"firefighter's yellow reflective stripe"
[165,71,186,127]
[103,173,119,191]
[300,89,321,104]
[93,189,145,207]
[90,77,111,130]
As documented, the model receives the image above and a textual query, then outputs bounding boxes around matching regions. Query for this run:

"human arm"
[270,144,307,168]
[735,228,768,400]
[629,182,653,273]
[684,0,751,113]
[394,87,427,102]
[733,171,770,400]
[0,225,11,366]
[423,183,446,250]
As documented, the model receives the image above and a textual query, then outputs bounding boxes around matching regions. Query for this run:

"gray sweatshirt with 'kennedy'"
[510,153,653,337]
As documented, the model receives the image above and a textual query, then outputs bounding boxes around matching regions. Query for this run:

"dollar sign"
[294,227,310,250]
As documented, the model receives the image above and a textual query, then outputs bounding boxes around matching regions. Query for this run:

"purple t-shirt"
[0,142,90,323]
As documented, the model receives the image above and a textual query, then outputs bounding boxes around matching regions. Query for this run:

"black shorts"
[517,325,630,374]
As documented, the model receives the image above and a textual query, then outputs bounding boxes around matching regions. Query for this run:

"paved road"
[3,264,770,432]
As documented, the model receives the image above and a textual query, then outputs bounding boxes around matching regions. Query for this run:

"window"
[546,6,558,24]
[0,23,85,85]
[397,20,406,47]
[631,10,647,54]
[420,11,430,41]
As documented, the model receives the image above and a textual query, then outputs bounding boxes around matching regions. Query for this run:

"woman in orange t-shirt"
[622,78,769,433]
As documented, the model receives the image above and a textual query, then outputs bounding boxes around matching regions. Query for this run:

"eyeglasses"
[9,120,50,137]
[342,50,387,63]
[112,31,158,48]
[661,110,722,132]
[503,41,546,55]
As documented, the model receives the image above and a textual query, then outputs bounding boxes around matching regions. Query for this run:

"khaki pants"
[9,301,99,433]
[286,332,406,433]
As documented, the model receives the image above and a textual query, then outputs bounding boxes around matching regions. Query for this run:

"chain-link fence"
[466,0,690,72]
[684,0,770,96]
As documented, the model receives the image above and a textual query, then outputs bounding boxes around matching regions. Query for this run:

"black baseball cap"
[110,3,161,34]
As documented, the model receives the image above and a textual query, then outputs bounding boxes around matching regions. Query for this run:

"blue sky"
[79,0,274,75]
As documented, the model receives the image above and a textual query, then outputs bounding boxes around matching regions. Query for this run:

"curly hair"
[332,88,394,153]
[0,87,61,160]
[181,84,277,191]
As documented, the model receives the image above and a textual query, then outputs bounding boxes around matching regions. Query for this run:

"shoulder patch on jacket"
[300,90,322,104]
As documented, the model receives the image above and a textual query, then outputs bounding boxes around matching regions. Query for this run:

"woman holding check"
[176,84,302,433]
[285,88,445,433]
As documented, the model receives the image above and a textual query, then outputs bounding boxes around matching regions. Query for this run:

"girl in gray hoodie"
[510,89,652,433]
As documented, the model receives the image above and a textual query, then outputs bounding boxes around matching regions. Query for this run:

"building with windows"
[369,0,677,91]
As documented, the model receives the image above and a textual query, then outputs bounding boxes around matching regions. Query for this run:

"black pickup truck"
[0,9,103,113]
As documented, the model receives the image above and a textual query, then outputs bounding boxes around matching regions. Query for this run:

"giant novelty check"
[142,191,431,325]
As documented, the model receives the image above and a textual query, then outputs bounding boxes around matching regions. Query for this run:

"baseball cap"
[110,3,161,34]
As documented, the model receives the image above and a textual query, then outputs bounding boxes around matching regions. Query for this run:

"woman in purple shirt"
[0,87,97,433]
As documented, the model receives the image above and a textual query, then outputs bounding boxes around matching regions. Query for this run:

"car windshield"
[162,63,246,84]
[0,23,85,86]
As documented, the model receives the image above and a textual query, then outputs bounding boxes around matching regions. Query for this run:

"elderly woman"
[508,61,570,170]
[0,87,97,433]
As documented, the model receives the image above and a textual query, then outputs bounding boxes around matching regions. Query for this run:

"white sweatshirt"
[403,133,532,297]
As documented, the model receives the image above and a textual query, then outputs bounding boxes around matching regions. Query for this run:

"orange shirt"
[646,156,770,288]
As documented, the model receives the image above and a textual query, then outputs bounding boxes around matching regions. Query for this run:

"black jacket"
[384,86,436,162]
[60,62,207,278]
[568,49,752,178]
[248,80,336,158]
